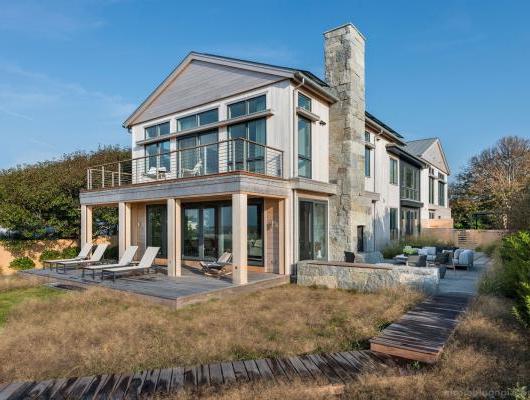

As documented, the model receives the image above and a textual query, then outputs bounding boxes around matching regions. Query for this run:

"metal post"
[101,166,105,188]
[87,169,90,190]
[118,162,122,186]
[243,139,247,172]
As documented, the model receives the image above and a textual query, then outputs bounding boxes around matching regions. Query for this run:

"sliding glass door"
[298,200,328,261]
[146,204,167,258]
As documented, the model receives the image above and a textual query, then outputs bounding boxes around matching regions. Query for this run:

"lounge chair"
[406,254,427,268]
[81,246,138,279]
[181,159,202,177]
[42,243,93,269]
[200,252,232,277]
[101,246,160,282]
[55,244,108,274]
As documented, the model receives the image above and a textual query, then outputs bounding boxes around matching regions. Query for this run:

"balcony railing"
[87,138,283,190]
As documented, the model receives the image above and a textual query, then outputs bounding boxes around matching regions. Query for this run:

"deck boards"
[370,293,472,363]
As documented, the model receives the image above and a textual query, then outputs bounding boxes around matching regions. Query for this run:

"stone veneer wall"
[325,23,373,260]
[297,260,440,295]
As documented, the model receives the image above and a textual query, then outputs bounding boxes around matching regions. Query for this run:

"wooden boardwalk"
[370,293,472,363]
[0,350,397,400]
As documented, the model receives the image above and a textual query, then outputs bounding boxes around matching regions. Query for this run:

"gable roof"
[405,138,450,174]
[123,52,337,128]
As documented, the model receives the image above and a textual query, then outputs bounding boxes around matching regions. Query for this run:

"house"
[80,23,452,283]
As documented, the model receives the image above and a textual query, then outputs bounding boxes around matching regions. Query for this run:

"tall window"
[228,95,266,119]
[400,162,420,201]
[146,204,167,258]
[299,200,327,261]
[365,147,371,177]
[228,118,266,173]
[298,93,312,111]
[298,117,312,178]
[146,140,171,172]
[178,130,218,176]
[438,181,446,206]
[145,121,170,139]
[390,208,398,240]
[429,177,435,204]
[389,159,398,184]
[177,109,218,132]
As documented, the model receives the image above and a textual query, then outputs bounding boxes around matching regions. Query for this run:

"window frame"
[297,92,312,111]
[389,158,398,185]
[227,94,267,119]
[365,146,371,177]
[144,120,170,140]
[176,108,219,132]
[297,116,312,179]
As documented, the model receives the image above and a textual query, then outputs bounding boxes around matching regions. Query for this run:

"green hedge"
[10,257,35,270]
[61,247,79,259]
[39,249,62,262]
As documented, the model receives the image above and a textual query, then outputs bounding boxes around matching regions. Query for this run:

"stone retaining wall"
[297,261,439,294]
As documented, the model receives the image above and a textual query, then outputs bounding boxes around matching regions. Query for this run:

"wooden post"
[167,198,182,277]
[232,193,248,284]
[118,202,131,258]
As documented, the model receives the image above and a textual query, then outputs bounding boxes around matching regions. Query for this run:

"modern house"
[80,23,451,284]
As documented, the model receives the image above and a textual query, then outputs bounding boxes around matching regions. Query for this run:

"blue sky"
[1,0,529,177]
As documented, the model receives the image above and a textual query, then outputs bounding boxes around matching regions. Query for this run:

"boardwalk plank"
[49,377,78,400]
[93,374,119,400]
[81,375,106,399]
[231,361,248,382]
[255,359,274,381]
[275,358,300,381]
[242,360,261,381]
[287,357,312,379]
[299,355,328,382]
[220,362,236,384]
[156,368,173,394]
[0,382,32,400]
[65,376,94,399]
[21,379,54,399]
[208,363,223,386]
[182,367,197,389]
[265,358,288,383]
[109,374,132,400]
[169,368,184,393]
[124,370,146,399]
[307,355,342,384]
[196,364,209,387]
[140,369,160,396]
[320,353,355,382]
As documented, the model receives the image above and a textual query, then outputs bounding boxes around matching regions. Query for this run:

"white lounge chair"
[55,244,108,273]
[200,252,232,277]
[81,246,138,280]
[42,243,93,269]
[181,159,202,177]
[101,247,160,282]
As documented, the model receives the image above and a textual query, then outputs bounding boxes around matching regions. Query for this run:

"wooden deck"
[0,350,397,399]
[369,293,472,363]
[22,266,289,308]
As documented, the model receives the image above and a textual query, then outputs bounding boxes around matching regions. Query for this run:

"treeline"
[450,136,530,230]
[0,146,129,239]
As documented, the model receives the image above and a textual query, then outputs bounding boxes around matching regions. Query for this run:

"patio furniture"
[81,246,138,280]
[145,166,167,179]
[393,254,408,264]
[418,246,437,262]
[55,244,108,274]
[406,254,427,268]
[181,159,202,177]
[453,249,474,270]
[101,247,160,282]
[344,251,355,263]
[42,243,93,269]
[200,252,232,277]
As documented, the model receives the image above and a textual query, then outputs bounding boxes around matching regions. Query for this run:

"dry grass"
[0,284,421,383]
[167,295,530,400]
[0,274,42,292]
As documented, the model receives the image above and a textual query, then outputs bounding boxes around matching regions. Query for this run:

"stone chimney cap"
[323,22,366,40]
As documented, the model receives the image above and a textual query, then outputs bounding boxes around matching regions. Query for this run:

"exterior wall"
[420,164,452,228]
[421,228,507,248]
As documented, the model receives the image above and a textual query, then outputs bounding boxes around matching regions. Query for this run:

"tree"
[0,146,129,239]
[450,136,530,229]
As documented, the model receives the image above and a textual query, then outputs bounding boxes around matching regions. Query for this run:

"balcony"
[87,138,283,190]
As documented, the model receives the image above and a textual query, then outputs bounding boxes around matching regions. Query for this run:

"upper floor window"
[364,146,371,177]
[389,158,398,184]
[298,93,312,111]
[400,161,420,201]
[429,210,435,219]
[438,172,446,182]
[364,131,371,143]
[177,109,218,132]
[146,140,171,172]
[429,177,435,204]
[145,121,170,139]
[228,95,266,119]
[298,117,312,178]
[438,180,446,206]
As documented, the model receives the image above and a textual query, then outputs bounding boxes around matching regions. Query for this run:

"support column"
[80,205,93,245]
[118,202,131,258]
[167,198,182,277]
[232,193,248,285]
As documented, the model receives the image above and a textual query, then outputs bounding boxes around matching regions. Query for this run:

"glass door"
[298,200,328,261]
[146,204,167,258]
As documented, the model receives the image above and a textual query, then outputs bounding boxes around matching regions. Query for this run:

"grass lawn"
[0,276,422,383]
[0,286,62,326]
[166,294,530,400]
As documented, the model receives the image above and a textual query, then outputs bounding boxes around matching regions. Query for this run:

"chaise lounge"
[101,247,159,282]
[81,246,138,280]
[54,244,108,274]
[42,243,93,270]
[200,252,232,277]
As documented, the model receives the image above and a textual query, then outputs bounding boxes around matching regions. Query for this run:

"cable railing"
[87,138,283,190]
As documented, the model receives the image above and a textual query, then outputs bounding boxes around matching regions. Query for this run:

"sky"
[1,0,529,178]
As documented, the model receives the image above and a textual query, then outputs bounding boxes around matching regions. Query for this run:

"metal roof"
[404,138,438,156]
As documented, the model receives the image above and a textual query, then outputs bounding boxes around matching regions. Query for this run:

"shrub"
[39,249,62,262]
[61,247,79,259]
[381,236,455,259]
[9,257,35,270]
[105,245,119,261]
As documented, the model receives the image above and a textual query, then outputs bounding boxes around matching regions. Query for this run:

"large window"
[178,130,218,176]
[145,121,170,139]
[299,200,327,261]
[228,95,266,119]
[298,117,312,178]
[429,177,435,204]
[145,140,171,172]
[438,181,446,206]
[400,162,420,201]
[390,208,398,240]
[365,146,371,177]
[298,93,312,111]
[389,159,398,185]
[177,109,218,132]
[228,118,266,173]
[146,204,167,258]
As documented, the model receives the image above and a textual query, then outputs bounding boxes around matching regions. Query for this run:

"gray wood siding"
[422,142,449,174]
[134,60,284,125]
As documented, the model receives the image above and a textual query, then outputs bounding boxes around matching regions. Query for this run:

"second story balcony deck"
[86,138,283,191]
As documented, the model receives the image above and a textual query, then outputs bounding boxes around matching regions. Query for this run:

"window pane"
[146,143,158,170]
[364,132,370,142]
[146,126,157,139]
[298,93,311,111]
[313,203,327,260]
[198,109,218,126]
[219,206,232,255]
[228,123,246,139]
[159,140,171,171]
[228,101,246,118]
[298,118,311,158]
[199,131,218,174]
[177,115,197,131]
[248,95,266,114]
[146,205,167,258]
[248,204,263,262]
[298,158,311,178]
[364,147,371,177]
[203,207,217,259]
[183,208,199,257]
[158,122,170,136]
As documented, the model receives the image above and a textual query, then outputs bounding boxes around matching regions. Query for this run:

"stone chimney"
[324,23,371,260]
